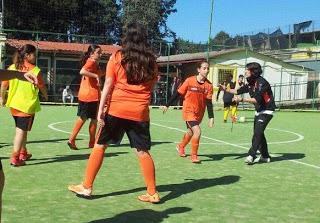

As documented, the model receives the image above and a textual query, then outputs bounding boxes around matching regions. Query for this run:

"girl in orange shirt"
[68,22,160,203]
[162,61,214,163]
[68,45,102,150]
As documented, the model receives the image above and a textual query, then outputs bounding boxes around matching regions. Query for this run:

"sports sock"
[178,132,192,149]
[138,152,156,195]
[231,105,237,119]
[223,107,230,121]
[83,147,105,188]
[191,136,200,156]
[69,118,85,142]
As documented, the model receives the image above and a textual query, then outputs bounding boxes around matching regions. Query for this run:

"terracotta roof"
[6,39,121,55]
[157,48,244,64]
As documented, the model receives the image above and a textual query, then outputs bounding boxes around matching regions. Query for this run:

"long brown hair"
[81,44,101,67]
[13,44,36,70]
[120,22,157,85]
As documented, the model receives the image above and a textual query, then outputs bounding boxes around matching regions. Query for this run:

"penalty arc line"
[150,122,320,170]
[47,120,319,169]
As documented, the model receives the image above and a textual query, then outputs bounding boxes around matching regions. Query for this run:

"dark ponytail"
[13,44,36,70]
[81,44,101,67]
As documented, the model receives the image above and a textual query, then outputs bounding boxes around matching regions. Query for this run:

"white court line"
[48,121,303,146]
[151,122,320,170]
[48,121,88,137]
[48,120,319,169]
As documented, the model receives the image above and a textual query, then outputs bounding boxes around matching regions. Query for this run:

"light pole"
[207,0,214,61]
[0,0,3,30]
[0,0,5,69]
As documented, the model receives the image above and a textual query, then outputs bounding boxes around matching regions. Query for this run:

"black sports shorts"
[96,114,151,150]
[77,101,99,119]
[13,115,34,131]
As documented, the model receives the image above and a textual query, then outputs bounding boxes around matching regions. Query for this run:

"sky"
[167,0,320,43]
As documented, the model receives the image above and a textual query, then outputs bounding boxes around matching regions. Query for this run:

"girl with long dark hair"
[68,22,160,203]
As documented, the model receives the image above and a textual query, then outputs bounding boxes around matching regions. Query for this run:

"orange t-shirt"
[78,58,100,102]
[2,62,45,117]
[106,52,157,122]
[178,75,213,122]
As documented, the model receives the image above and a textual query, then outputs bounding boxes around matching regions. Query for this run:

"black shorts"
[13,116,35,131]
[186,121,200,129]
[96,114,151,150]
[77,101,98,119]
[0,159,2,170]
[224,101,237,107]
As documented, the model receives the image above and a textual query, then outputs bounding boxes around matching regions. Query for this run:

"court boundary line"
[48,120,319,169]
[151,122,320,170]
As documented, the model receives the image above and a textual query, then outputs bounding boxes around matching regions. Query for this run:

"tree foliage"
[119,0,177,42]
[4,0,119,43]
[209,31,231,47]
[3,0,176,43]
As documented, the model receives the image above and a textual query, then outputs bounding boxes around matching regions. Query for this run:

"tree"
[74,0,120,43]
[4,0,119,43]
[4,0,78,33]
[210,31,231,48]
[119,0,177,42]
[172,38,207,54]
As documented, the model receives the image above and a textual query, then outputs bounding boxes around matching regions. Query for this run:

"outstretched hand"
[232,96,242,103]
[24,71,38,85]
[219,84,226,91]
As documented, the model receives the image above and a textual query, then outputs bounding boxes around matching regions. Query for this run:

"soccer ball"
[239,116,246,123]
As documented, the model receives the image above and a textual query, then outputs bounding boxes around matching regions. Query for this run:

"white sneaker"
[259,156,271,163]
[244,155,255,165]
[68,184,92,197]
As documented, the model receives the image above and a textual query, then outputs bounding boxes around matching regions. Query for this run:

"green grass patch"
[0,106,319,222]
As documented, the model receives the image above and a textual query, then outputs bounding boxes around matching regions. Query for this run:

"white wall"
[215,56,308,101]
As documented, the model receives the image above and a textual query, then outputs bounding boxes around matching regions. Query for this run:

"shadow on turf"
[86,175,240,203]
[0,143,10,148]
[265,152,305,162]
[26,152,128,166]
[28,138,80,144]
[88,207,192,223]
[109,141,173,148]
[0,138,81,148]
[199,153,247,161]
[199,152,305,163]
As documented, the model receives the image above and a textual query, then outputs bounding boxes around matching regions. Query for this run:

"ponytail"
[81,44,101,67]
[13,44,36,70]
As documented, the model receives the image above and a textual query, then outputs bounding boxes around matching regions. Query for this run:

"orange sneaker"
[190,154,201,163]
[138,192,160,203]
[67,141,78,150]
[10,157,26,167]
[68,184,92,197]
[19,152,32,161]
[176,145,186,157]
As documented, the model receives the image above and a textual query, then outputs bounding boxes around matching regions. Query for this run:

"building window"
[217,68,236,83]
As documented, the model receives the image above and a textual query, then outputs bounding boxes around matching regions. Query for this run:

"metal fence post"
[165,43,170,104]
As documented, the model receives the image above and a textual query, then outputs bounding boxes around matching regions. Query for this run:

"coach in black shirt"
[221,62,276,164]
